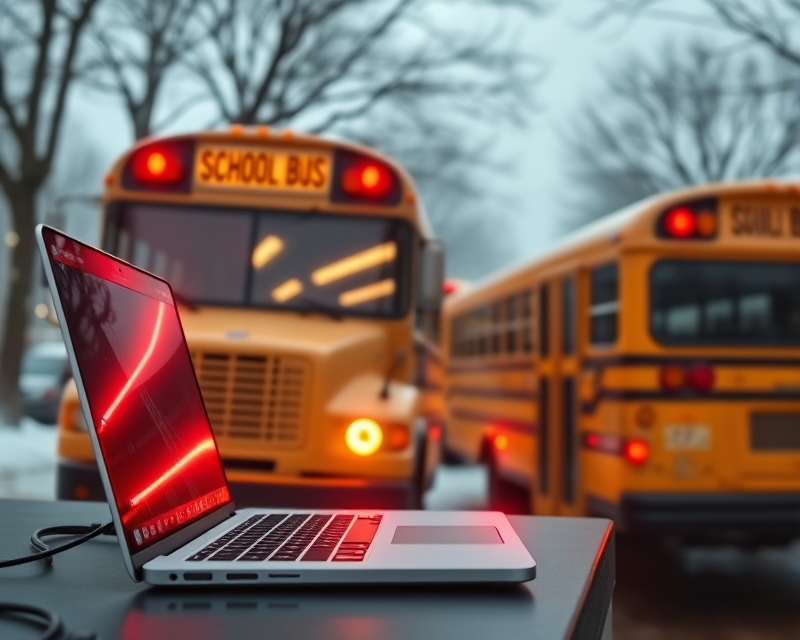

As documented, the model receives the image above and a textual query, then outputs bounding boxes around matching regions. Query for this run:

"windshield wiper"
[295,298,343,321]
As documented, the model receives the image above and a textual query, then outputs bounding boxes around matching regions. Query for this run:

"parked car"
[20,341,70,424]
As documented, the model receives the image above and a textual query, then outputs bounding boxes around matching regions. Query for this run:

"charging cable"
[0,522,114,569]
[0,523,113,638]
[0,602,96,639]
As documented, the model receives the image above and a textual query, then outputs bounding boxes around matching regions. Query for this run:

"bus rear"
[587,184,800,541]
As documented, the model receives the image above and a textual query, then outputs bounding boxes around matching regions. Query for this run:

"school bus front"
[55,130,444,509]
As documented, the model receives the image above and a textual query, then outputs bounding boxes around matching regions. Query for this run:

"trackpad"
[391,526,503,544]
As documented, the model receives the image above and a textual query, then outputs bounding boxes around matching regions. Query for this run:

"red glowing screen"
[43,228,230,554]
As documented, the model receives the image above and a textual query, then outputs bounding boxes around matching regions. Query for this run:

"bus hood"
[177,307,387,359]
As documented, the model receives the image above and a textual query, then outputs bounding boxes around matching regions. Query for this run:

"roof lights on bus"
[346,419,383,456]
[663,207,695,238]
[695,210,717,237]
[311,242,397,286]
[131,146,184,184]
[252,235,284,269]
[339,279,396,307]
[624,439,649,465]
[272,278,303,303]
[658,201,718,240]
[342,162,395,199]
[687,363,715,393]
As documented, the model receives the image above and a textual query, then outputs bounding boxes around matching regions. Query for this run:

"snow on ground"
[0,418,57,500]
[424,464,487,511]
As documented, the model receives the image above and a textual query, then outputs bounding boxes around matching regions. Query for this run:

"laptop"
[37,224,536,585]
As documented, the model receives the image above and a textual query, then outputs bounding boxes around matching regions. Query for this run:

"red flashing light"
[585,433,600,449]
[663,207,696,238]
[429,424,442,441]
[342,162,394,199]
[443,280,458,295]
[131,146,184,184]
[687,363,715,393]
[624,439,649,465]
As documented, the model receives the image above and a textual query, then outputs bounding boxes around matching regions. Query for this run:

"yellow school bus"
[55,127,444,509]
[443,179,800,540]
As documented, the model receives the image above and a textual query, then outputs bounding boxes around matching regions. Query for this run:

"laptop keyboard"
[187,514,383,562]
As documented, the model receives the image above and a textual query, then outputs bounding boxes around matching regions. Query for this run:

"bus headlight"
[346,419,383,456]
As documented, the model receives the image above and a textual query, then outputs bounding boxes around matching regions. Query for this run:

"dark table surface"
[0,500,614,640]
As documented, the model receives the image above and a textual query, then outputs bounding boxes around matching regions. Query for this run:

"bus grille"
[190,351,311,448]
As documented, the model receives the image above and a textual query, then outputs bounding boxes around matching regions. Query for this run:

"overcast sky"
[61,0,723,274]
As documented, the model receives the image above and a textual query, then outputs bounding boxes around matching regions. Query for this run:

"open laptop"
[37,224,536,585]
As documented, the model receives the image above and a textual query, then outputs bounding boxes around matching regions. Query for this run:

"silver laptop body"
[37,224,536,585]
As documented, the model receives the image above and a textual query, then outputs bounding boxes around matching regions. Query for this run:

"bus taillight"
[687,363,714,393]
[659,363,686,393]
[623,439,649,465]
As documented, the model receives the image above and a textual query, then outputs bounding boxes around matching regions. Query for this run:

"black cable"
[0,522,114,569]
[0,602,97,640]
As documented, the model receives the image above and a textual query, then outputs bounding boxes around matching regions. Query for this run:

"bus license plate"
[195,145,331,193]
[664,425,710,451]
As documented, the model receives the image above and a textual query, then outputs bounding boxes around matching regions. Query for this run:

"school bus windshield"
[106,202,414,317]
[650,260,800,345]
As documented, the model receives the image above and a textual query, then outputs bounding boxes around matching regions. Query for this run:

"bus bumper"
[56,459,420,509]
[590,493,800,539]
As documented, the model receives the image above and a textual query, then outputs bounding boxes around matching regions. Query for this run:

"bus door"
[534,281,557,515]
[557,274,581,516]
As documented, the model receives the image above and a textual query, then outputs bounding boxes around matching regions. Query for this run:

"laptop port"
[183,572,213,581]
[226,573,258,581]
[269,573,300,578]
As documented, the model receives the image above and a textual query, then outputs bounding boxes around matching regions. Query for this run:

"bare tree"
[184,0,539,273]
[0,0,99,423]
[186,0,539,129]
[594,1,800,72]
[561,41,800,228]
[83,0,207,140]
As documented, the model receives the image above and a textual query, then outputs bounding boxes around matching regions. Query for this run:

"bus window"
[562,277,576,355]
[506,296,518,354]
[539,285,550,358]
[590,264,618,346]
[521,291,533,353]
[478,306,489,355]
[650,260,800,345]
[491,302,503,355]
[111,203,252,304]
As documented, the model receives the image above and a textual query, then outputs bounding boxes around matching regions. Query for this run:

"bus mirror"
[419,240,445,310]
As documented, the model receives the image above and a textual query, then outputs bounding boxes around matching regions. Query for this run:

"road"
[2,426,800,638]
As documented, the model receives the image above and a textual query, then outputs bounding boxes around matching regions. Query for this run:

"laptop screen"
[43,228,230,554]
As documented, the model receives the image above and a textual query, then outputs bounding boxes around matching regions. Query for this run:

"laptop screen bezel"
[36,224,236,582]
